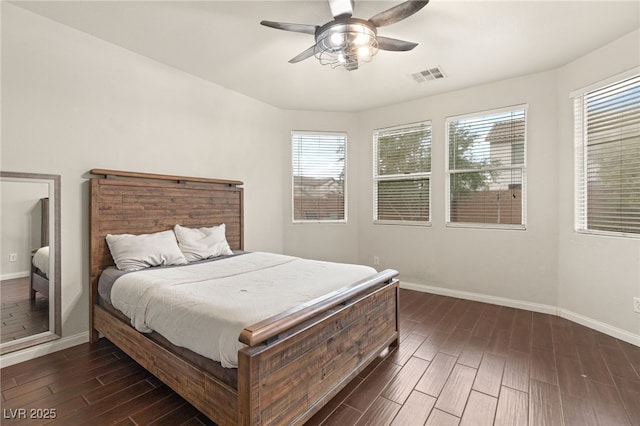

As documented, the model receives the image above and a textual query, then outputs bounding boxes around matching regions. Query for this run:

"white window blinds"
[574,73,640,236]
[292,132,346,222]
[374,122,431,224]
[446,107,527,227]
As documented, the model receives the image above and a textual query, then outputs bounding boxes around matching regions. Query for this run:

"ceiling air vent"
[412,66,445,83]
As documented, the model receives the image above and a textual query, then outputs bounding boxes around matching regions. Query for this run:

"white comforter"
[110,252,377,368]
[32,246,49,278]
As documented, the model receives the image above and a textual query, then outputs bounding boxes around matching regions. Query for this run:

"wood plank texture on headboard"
[40,197,49,247]
[89,170,244,333]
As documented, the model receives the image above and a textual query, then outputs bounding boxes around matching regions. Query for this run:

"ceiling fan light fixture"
[261,0,428,69]
[314,19,378,70]
[330,32,344,47]
[353,32,369,46]
[357,46,371,58]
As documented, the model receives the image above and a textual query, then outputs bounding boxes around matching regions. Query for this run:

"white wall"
[1,3,286,359]
[356,71,560,306]
[556,30,640,337]
[282,110,361,264]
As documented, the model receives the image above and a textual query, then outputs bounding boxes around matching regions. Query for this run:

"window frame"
[572,69,640,238]
[373,120,432,226]
[445,105,528,230]
[291,130,347,224]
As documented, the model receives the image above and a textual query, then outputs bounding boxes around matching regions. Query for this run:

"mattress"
[105,252,377,368]
[32,246,50,278]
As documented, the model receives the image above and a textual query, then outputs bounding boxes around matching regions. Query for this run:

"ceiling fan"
[260,0,429,71]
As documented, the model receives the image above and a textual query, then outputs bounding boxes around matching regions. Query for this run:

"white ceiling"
[11,0,640,112]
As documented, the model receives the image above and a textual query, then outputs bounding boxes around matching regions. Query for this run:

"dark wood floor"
[1,277,48,344]
[1,288,639,425]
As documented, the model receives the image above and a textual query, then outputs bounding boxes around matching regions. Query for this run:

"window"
[374,121,431,224]
[446,106,527,228]
[292,132,346,222]
[574,72,640,236]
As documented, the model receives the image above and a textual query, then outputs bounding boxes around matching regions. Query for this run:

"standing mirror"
[1,171,61,354]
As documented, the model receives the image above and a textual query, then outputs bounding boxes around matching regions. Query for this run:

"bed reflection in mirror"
[1,171,61,354]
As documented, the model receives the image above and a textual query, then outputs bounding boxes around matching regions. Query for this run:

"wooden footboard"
[238,276,399,425]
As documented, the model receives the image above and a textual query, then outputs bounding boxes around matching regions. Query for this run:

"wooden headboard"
[89,169,244,326]
[40,197,50,247]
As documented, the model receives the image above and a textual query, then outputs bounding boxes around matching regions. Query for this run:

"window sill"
[446,222,526,231]
[292,220,347,225]
[575,229,639,239]
[374,220,431,227]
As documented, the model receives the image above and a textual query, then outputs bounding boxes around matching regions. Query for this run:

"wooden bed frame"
[30,197,50,300]
[30,263,49,299]
[89,169,400,425]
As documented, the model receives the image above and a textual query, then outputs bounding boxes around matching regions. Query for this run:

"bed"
[89,169,400,426]
[30,197,50,300]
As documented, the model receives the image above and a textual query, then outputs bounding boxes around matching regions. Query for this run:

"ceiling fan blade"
[289,45,317,63]
[260,21,317,35]
[376,36,419,51]
[368,0,429,28]
[328,0,354,19]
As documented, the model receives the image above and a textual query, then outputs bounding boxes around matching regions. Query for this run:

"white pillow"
[106,230,188,271]
[174,223,233,262]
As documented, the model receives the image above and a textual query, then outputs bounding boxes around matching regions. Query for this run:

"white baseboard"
[0,271,30,281]
[400,281,559,315]
[0,332,90,368]
[401,281,639,347]
[560,309,640,347]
